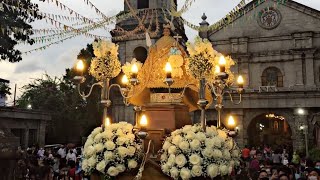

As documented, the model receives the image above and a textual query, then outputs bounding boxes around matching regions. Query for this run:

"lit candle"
[219,56,226,72]
[122,75,129,88]
[104,117,111,128]
[76,60,84,76]
[237,75,244,88]
[227,115,235,130]
[131,64,138,79]
[214,65,220,74]
[140,114,148,130]
[165,62,172,79]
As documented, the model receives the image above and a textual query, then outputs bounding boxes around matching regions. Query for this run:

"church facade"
[199,0,320,150]
[110,0,320,151]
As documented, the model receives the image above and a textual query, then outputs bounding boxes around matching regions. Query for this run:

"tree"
[17,73,101,144]
[0,0,42,62]
[0,81,11,97]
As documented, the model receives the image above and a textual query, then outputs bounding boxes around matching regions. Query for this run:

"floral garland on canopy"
[89,40,121,81]
[82,122,142,178]
[160,124,241,180]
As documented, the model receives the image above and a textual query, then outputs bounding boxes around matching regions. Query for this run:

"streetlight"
[298,108,305,115]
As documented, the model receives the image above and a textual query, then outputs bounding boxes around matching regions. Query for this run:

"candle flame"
[165,62,172,73]
[215,65,220,74]
[105,117,111,127]
[228,115,235,127]
[219,56,226,65]
[140,115,148,127]
[76,60,84,72]
[131,64,138,73]
[237,75,244,84]
[122,75,129,85]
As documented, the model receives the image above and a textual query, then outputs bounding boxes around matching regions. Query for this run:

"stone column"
[293,52,304,86]
[38,120,46,147]
[24,128,29,149]
[293,109,308,151]
[234,110,245,148]
[305,51,316,87]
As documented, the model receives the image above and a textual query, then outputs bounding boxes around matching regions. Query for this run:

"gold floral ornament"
[89,40,121,80]
[122,58,143,78]
[186,37,218,79]
[168,47,184,78]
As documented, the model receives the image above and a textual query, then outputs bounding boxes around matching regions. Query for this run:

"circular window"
[257,7,282,30]
[133,47,148,63]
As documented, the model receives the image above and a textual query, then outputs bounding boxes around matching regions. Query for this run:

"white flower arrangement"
[186,37,218,80]
[186,37,236,84]
[89,40,121,80]
[160,124,241,180]
[82,122,142,179]
[121,58,143,78]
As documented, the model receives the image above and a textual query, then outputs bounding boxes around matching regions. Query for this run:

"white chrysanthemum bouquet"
[89,40,121,80]
[160,124,241,180]
[82,122,142,178]
[186,37,218,79]
[186,37,236,84]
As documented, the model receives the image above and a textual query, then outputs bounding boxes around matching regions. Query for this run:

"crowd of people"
[14,145,84,180]
[237,145,320,180]
[13,144,320,180]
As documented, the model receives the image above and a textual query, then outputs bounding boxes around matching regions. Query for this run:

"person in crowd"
[258,170,269,180]
[66,149,77,164]
[307,168,320,180]
[73,148,77,155]
[37,147,45,160]
[14,159,28,180]
[242,145,251,162]
[292,151,301,165]
[250,154,260,171]
[270,166,279,180]
[272,149,282,165]
[52,154,61,179]
[283,155,289,166]
[315,161,320,170]
[279,173,290,180]
[68,160,81,180]
[57,145,66,159]
[250,147,257,159]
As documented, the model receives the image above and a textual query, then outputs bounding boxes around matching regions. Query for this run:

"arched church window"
[137,0,149,9]
[261,67,283,87]
[134,46,148,63]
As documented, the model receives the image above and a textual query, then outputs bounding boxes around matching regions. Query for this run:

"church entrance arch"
[247,113,293,149]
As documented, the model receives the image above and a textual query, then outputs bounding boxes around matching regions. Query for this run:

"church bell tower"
[111,0,187,64]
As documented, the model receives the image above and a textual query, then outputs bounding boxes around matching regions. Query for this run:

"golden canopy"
[128,34,212,111]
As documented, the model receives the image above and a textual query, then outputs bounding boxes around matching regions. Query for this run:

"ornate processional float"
[74,24,244,180]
